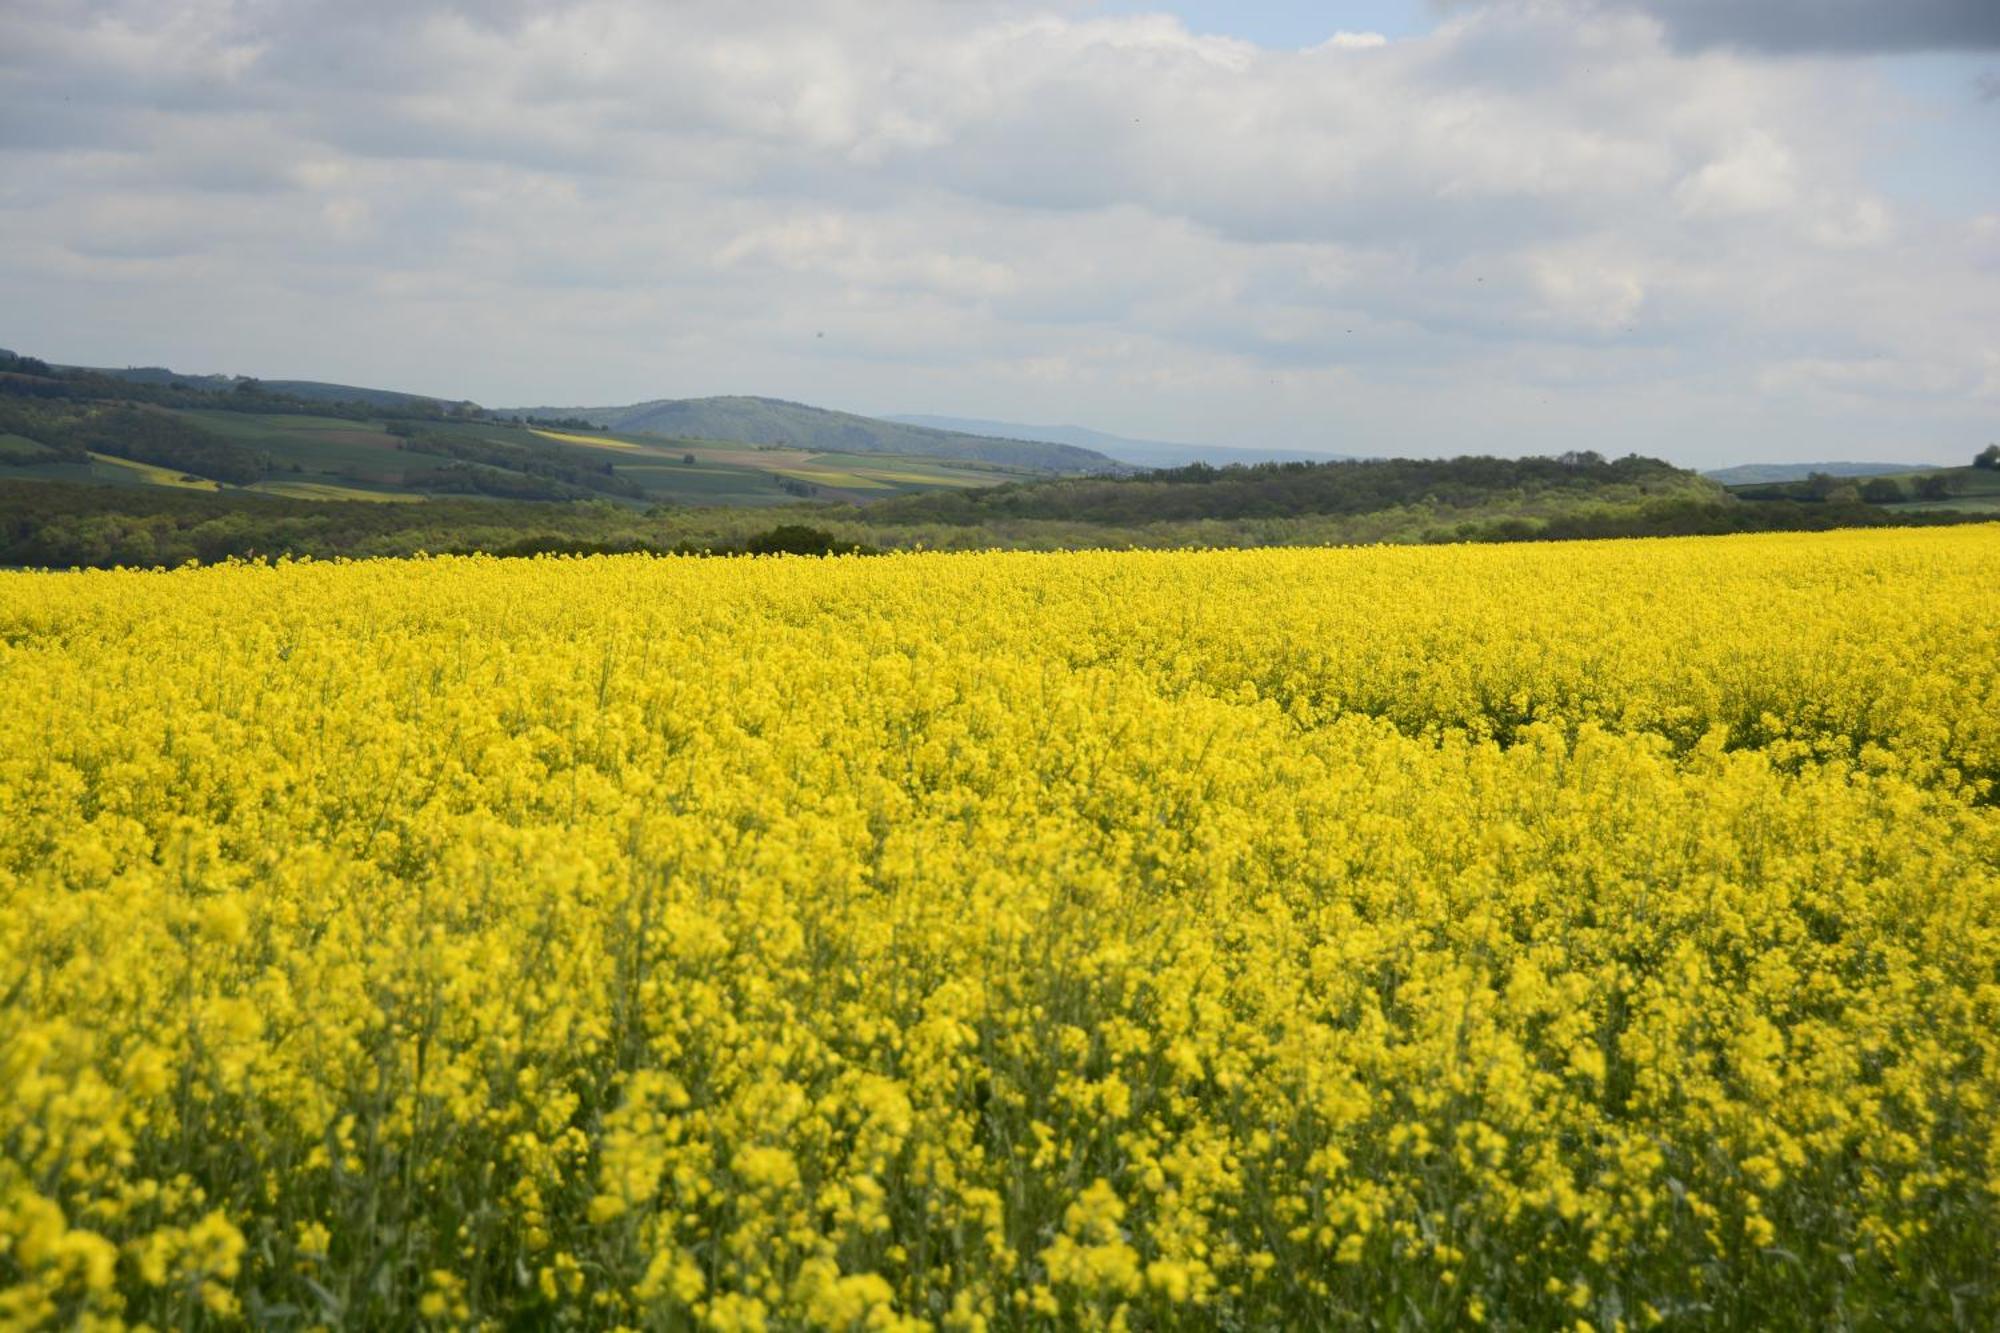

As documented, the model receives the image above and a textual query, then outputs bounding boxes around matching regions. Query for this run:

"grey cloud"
[1437,0,2000,54]
[1644,0,2000,53]
[0,0,1994,467]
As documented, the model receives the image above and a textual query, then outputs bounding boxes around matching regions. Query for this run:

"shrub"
[743,524,848,555]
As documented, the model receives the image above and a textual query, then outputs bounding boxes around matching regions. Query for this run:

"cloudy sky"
[2,0,1995,466]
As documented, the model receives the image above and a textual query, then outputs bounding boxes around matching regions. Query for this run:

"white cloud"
[0,0,1993,465]
[1673,130,1797,218]
[1310,32,1390,52]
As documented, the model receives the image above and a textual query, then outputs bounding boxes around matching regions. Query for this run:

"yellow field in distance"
[531,428,646,451]
[85,451,221,490]
[248,480,425,503]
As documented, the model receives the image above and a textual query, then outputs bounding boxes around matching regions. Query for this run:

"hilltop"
[883,414,1352,469]
[18,355,1122,478]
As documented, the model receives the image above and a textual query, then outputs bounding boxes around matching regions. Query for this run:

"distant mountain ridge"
[262,380,470,410]
[1704,462,1931,485]
[58,363,236,392]
[503,396,1122,474]
[886,414,1353,470]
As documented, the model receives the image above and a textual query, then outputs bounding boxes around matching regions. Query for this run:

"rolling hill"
[0,354,1055,508]
[505,397,1122,474]
[34,356,1120,475]
[885,414,1353,469]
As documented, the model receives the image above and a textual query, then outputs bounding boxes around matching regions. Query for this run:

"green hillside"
[886,413,1353,468]
[507,395,1122,473]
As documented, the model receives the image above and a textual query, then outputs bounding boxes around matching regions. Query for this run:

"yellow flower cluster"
[2,528,1997,1329]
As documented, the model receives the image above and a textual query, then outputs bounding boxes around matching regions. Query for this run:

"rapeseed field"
[2,528,1997,1329]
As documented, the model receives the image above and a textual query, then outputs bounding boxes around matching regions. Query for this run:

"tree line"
[1735,453,1994,506]
[0,350,468,424]
[862,451,1704,526]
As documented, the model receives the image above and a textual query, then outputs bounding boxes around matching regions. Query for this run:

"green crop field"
[589,437,1031,506]
[180,412,463,474]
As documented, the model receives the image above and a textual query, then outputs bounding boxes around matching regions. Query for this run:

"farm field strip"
[245,479,427,503]
[531,429,648,452]
[83,452,220,490]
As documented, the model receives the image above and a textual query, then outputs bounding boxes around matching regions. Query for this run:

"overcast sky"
[2,0,1995,466]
